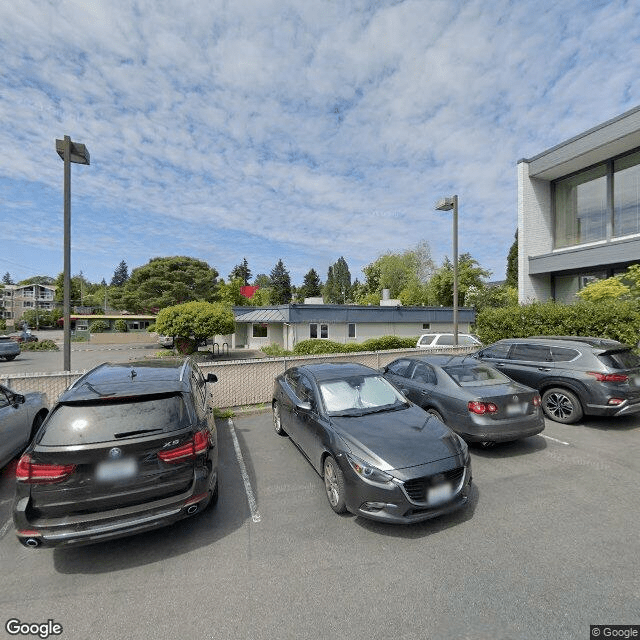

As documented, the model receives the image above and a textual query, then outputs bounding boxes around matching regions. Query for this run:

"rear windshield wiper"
[114,428,164,439]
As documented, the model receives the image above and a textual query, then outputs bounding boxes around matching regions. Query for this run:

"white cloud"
[0,0,638,285]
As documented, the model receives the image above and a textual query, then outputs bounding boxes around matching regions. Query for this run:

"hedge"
[292,336,418,356]
[475,301,640,346]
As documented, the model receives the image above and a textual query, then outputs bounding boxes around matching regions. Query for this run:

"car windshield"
[443,364,511,387]
[319,375,407,415]
[38,394,192,445]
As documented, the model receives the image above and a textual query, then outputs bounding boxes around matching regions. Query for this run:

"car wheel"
[272,401,287,436]
[4,355,16,361]
[202,475,219,511]
[323,455,347,514]
[426,408,444,423]
[542,388,583,424]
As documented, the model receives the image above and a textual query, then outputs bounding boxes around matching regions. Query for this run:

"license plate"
[95,458,138,483]
[506,402,527,416]
[428,482,453,506]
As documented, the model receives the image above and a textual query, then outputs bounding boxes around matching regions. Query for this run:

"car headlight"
[346,454,393,484]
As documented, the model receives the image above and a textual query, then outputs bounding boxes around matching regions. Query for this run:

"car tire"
[272,401,287,436]
[202,475,219,511]
[542,388,583,424]
[4,355,16,361]
[323,455,347,514]
[426,408,444,423]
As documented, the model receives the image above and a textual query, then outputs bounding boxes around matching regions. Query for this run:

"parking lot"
[0,409,638,640]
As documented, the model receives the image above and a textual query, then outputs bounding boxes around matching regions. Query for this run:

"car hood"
[329,404,464,471]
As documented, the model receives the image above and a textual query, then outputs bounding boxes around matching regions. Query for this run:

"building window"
[252,324,268,338]
[23,301,34,308]
[348,323,356,338]
[422,323,430,330]
[554,164,607,248]
[310,323,328,339]
[614,150,640,237]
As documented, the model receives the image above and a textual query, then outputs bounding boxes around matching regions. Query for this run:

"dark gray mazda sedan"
[382,355,545,446]
[272,362,472,524]
[13,358,218,548]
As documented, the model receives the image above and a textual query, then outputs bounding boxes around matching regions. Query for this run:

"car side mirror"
[295,401,313,413]
[12,394,25,407]
[378,366,387,373]
[206,373,218,383]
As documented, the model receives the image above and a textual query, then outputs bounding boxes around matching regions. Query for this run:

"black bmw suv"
[13,358,219,548]
[475,336,640,423]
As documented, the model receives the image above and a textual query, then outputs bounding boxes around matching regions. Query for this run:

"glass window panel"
[555,165,607,248]
[614,151,640,237]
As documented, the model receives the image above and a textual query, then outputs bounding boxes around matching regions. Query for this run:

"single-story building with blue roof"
[231,304,475,350]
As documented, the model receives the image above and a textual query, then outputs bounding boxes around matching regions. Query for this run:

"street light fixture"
[435,194,458,346]
[56,136,90,371]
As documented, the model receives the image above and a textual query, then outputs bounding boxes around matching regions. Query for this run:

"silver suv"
[475,336,640,423]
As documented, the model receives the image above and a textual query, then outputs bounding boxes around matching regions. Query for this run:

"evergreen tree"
[300,268,322,299]
[506,230,518,288]
[111,260,129,286]
[2,272,14,285]
[229,258,252,285]
[270,259,292,304]
[324,257,351,303]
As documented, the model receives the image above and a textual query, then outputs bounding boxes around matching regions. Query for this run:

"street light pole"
[435,194,459,346]
[56,136,90,371]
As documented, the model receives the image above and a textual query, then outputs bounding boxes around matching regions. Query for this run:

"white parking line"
[227,418,261,523]
[542,434,570,446]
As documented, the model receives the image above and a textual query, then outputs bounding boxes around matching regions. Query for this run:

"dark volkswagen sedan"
[272,362,472,524]
[13,359,218,549]
[382,355,545,446]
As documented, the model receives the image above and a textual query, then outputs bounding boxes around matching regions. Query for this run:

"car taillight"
[468,401,498,415]
[533,394,541,407]
[587,371,629,383]
[157,430,209,463]
[15,455,76,484]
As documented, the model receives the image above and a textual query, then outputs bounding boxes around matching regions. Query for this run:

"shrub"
[292,336,419,356]
[21,339,59,351]
[114,319,128,332]
[261,343,292,357]
[476,300,640,345]
[174,337,197,355]
[359,336,418,351]
[89,320,108,333]
[147,322,157,333]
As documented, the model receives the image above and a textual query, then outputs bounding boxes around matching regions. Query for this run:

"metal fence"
[1,346,476,410]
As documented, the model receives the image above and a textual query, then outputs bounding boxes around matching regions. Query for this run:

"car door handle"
[537,367,551,372]
[420,390,429,395]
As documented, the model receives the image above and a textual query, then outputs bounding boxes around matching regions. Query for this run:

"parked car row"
[4,334,639,547]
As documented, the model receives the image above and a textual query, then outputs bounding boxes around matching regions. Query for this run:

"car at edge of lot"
[272,362,472,524]
[474,336,640,424]
[0,385,48,470]
[0,336,21,361]
[381,354,545,446]
[13,357,219,549]
[416,333,482,349]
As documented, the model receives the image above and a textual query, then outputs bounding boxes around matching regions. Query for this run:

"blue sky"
[1,0,639,287]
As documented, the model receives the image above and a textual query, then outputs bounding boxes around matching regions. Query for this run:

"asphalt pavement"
[0,410,638,640]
